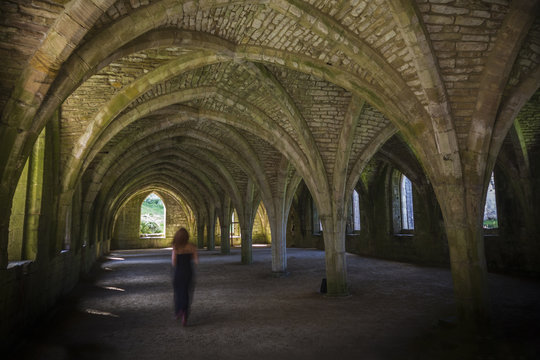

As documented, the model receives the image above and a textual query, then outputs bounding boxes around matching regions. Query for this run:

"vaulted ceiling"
[1,0,539,228]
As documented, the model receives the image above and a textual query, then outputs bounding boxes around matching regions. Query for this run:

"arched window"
[352,189,361,231]
[140,192,165,238]
[392,170,415,233]
[312,200,322,234]
[483,172,498,229]
[401,175,414,230]
[230,210,240,246]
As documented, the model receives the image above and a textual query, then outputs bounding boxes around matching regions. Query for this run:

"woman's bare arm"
[171,249,176,266]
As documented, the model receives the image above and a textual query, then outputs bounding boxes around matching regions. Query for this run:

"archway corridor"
[2,0,540,355]
[10,247,540,360]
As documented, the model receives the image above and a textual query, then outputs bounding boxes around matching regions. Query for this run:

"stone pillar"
[22,130,45,260]
[221,224,230,254]
[240,179,256,264]
[271,206,287,275]
[197,223,205,249]
[241,224,253,265]
[207,207,215,251]
[321,217,348,296]
[434,183,490,329]
[220,197,231,254]
[56,189,74,252]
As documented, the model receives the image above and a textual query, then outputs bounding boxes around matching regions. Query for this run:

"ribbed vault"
[1,0,540,332]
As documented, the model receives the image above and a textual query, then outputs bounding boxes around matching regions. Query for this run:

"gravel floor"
[11,247,540,359]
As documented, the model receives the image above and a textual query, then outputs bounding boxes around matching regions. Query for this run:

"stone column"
[22,130,45,260]
[241,224,253,265]
[271,205,287,275]
[206,207,215,251]
[220,196,231,254]
[220,223,230,254]
[317,96,361,296]
[197,223,205,249]
[240,179,256,264]
[434,182,490,329]
[56,189,74,252]
[321,216,348,296]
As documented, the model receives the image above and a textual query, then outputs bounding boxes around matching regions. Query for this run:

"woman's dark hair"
[173,228,189,249]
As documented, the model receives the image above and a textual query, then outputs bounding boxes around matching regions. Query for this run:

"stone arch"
[489,65,540,188]
[386,0,458,169]
[105,176,203,245]
[0,1,457,266]
[0,0,115,193]
[344,125,397,212]
[111,186,195,248]
[29,20,442,228]
[467,1,539,190]
[83,135,237,214]
[68,116,281,251]
[66,91,306,199]
[83,126,278,250]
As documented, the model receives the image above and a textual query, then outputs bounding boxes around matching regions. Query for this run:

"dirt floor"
[10,247,540,360]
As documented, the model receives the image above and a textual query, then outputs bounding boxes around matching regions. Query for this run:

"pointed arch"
[140,192,166,238]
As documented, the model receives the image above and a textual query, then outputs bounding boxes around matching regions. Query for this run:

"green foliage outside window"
[483,218,498,229]
[140,193,165,236]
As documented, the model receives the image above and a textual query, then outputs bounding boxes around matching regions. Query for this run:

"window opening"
[400,175,414,230]
[312,200,322,234]
[352,189,361,231]
[483,172,498,229]
[230,210,240,246]
[140,192,165,238]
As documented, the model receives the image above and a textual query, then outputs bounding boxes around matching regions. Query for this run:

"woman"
[171,227,198,326]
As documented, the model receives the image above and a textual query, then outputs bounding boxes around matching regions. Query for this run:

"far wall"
[111,192,188,249]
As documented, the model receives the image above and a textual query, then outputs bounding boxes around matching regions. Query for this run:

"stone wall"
[344,167,449,266]
[111,192,189,250]
[0,243,104,352]
[287,189,325,250]
[290,159,540,276]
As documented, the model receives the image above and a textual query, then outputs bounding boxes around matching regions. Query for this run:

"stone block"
[435,42,459,54]
[431,5,469,15]
[455,16,485,26]
[423,15,454,25]
[471,10,491,19]
[456,41,488,51]
[430,32,462,41]
[439,58,455,69]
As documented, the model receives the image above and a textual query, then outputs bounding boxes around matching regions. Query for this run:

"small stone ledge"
[6,260,33,270]
[394,233,414,237]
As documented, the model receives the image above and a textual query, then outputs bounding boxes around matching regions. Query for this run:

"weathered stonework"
[1,0,539,346]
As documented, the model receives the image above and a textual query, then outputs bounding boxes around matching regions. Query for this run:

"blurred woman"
[171,227,198,326]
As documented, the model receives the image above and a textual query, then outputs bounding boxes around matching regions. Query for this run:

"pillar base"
[324,292,350,297]
[271,271,289,278]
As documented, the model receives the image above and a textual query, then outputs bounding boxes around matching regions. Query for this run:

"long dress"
[173,252,194,317]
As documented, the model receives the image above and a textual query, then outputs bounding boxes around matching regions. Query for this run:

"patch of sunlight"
[101,286,125,292]
[84,309,120,318]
